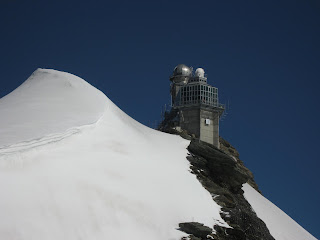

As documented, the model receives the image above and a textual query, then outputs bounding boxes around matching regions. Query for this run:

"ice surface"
[0,69,228,240]
[243,183,317,240]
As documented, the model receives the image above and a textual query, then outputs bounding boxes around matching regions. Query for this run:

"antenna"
[220,99,230,121]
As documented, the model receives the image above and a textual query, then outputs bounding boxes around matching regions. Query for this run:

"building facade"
[170,64,224,148]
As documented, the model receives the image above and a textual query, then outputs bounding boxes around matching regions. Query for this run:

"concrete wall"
[199,109,220,148]
[179,107,220,148]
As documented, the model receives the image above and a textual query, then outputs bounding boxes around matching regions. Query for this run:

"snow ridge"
[0,68,107,147]
[0,127,80,154]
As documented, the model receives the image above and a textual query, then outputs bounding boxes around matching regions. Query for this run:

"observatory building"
[170,64,224,148]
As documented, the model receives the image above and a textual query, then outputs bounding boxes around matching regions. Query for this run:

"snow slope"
[243,183,317,240]
[0,69,228,240]
[0,69,107,148]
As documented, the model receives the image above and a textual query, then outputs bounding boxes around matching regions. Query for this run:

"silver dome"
[172,64,192,77]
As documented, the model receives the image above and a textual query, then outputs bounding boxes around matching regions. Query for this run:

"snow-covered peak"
[0,68,107,147]
[0,69,229,240]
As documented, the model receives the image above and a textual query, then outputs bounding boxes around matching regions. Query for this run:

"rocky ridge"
[158,112,275,240]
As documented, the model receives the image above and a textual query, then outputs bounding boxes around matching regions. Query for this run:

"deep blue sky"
[1,0,319,238]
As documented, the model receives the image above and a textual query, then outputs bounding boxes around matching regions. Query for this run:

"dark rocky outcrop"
[219,137,260,192]
[184,140,274,240]
[158,111,274,240]
[157,109,193,141]
[179,222,213,239]
[188,140,248,194]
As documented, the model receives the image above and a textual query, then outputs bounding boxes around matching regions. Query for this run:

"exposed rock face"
[185,140,274,240]
[158,109,192,140]
[179,222,213,239]
[219,137,260,192]
[158,111,274,240]
[188,140,248,194]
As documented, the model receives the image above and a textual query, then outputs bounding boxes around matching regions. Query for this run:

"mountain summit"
[0,69,317,240]
[0,68,107,148]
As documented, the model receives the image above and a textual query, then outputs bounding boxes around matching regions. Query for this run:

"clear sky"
[1,0,319,238]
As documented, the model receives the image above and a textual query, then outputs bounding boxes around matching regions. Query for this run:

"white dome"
[195,68,205,78]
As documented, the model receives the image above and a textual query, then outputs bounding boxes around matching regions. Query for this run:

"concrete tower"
[170,64,224,148]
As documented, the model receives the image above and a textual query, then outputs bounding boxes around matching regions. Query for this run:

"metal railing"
[173,100,225,109]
